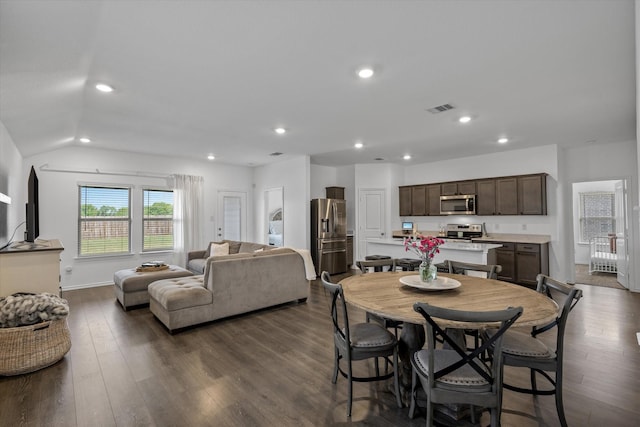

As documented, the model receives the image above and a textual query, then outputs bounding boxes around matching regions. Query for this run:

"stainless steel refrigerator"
[311,198,347,275]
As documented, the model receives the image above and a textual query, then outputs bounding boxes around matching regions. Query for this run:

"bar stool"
[364,255,392,272]
[396,258,422,271]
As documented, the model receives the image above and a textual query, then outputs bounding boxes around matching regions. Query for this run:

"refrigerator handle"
[331,202,337,233]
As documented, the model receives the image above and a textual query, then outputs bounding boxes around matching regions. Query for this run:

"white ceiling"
[0,0,636,167]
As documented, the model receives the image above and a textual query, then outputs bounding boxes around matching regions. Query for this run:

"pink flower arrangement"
[403,235,445,262]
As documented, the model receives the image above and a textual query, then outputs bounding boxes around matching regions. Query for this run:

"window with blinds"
[579,192,615,243]
[78,185,131,256]
[143,189,174,251]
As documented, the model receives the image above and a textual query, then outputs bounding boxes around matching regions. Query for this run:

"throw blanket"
[0,292,69,328]
[287,247,317,280]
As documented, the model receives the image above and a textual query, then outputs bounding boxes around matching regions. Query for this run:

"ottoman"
[113,265,193,310]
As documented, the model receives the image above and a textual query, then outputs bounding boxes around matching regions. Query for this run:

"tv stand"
[0,239,64,297]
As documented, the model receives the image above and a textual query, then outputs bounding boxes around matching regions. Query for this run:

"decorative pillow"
[254,248,264,253]
[209,242,230,257]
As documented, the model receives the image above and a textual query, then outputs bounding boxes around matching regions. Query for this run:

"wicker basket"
[0,318,71,376]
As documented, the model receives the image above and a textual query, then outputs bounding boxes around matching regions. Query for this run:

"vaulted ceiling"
[0,0,635,167]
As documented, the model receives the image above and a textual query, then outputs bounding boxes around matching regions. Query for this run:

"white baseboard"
[61,281,113,292]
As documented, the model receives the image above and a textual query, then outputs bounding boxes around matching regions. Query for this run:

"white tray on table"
[399,275,461,291]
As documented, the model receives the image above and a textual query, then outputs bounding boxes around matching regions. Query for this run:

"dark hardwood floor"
[1,275,638,426]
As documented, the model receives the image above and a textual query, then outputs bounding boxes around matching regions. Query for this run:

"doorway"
[357,188,386,263]
[217,191,247,241]
[571,179,629,289]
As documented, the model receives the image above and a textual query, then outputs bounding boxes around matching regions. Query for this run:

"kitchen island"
[365,238,502,265]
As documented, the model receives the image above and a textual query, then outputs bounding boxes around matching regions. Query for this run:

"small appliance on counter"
[401,221,414,234]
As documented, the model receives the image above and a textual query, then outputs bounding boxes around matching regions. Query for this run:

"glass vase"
[419,260,438,283]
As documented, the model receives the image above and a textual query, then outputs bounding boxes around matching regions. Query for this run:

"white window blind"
[143,189,174,251]
[78,185,131,256]
[579,192,615,243]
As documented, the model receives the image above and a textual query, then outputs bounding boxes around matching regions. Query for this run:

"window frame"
[578,191,615,244]
[78,184,132,257]
[142,188,174,252]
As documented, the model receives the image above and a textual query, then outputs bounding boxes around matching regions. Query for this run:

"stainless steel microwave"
[440,194,476,215]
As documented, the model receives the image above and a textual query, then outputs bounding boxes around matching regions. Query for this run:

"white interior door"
[357,189,386,262]
[217,191,247,241]
[614,180,628,288]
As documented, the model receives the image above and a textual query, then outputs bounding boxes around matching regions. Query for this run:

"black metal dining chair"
[484,274,582,427]
[409,302,523,427]
[320,271,403,417]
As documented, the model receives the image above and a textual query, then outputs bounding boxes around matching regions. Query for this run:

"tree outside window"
[78,186,131,256]
[143,189,173,251]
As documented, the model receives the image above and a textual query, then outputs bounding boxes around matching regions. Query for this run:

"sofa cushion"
[187,258,207,274]
[239,242,271,253]
[225,240,242,254]
[148,276,212,311]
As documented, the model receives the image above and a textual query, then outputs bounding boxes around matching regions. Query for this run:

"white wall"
[0,120,24,245]
[336,165,356,232]
[354,163,404,260]
[310,164,336,200]
[572,180,619,264]
[24,146,254,290]
[254,156,310,250]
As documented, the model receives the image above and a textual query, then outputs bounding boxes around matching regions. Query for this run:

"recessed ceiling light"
[79,137,91,143]
[354,142,363,149]
[357,68,374,79]
[274,127,286,134]
[403,154,411,160]
[95,83,114,93]
[207,154,215,160]
[458,116,472,123]
[498,137,509,144]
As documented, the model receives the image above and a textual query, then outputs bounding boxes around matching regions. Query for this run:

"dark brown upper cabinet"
[411,186,427,216]
[476,179,496,215]
[518,174,547,215]
[399,173,546,216]
[399,186,412,216]
[441,180,476,196]
[426,184,441,215]
[495,177,518,215]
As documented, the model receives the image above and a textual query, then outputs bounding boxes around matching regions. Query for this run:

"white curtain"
[172,174,204,267]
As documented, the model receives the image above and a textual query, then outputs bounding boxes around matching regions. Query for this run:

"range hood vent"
[427,103,456,114]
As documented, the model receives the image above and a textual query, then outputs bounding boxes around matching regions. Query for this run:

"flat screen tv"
[25,166,39,242]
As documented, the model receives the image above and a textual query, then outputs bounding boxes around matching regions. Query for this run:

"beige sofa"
[186,240,274,274]
[148,242,311,332]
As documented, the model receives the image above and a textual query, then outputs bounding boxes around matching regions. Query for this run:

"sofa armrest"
[187,249,206,262]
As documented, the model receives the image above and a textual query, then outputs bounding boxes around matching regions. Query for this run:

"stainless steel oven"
[440,194,476,215]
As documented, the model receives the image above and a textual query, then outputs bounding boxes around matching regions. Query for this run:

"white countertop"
[391,230,551,244]
[367,238,502,252]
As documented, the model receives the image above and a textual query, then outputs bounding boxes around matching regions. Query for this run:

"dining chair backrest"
[411,302,523,426]
[532,274,583,352]
[414,302,523,389]
[445,259,502,279]
[356,258,397,273]
[320,271,350,344]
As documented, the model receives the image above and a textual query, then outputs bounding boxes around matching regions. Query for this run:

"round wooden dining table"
[339,271,558,329]
[339,270,559,406]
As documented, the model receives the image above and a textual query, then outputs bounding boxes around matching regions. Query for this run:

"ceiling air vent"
[269,152,283,156]
[426,103,455,114]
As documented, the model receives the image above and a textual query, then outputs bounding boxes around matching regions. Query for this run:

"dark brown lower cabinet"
[477,240,549,288]
[495,243,516,282]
